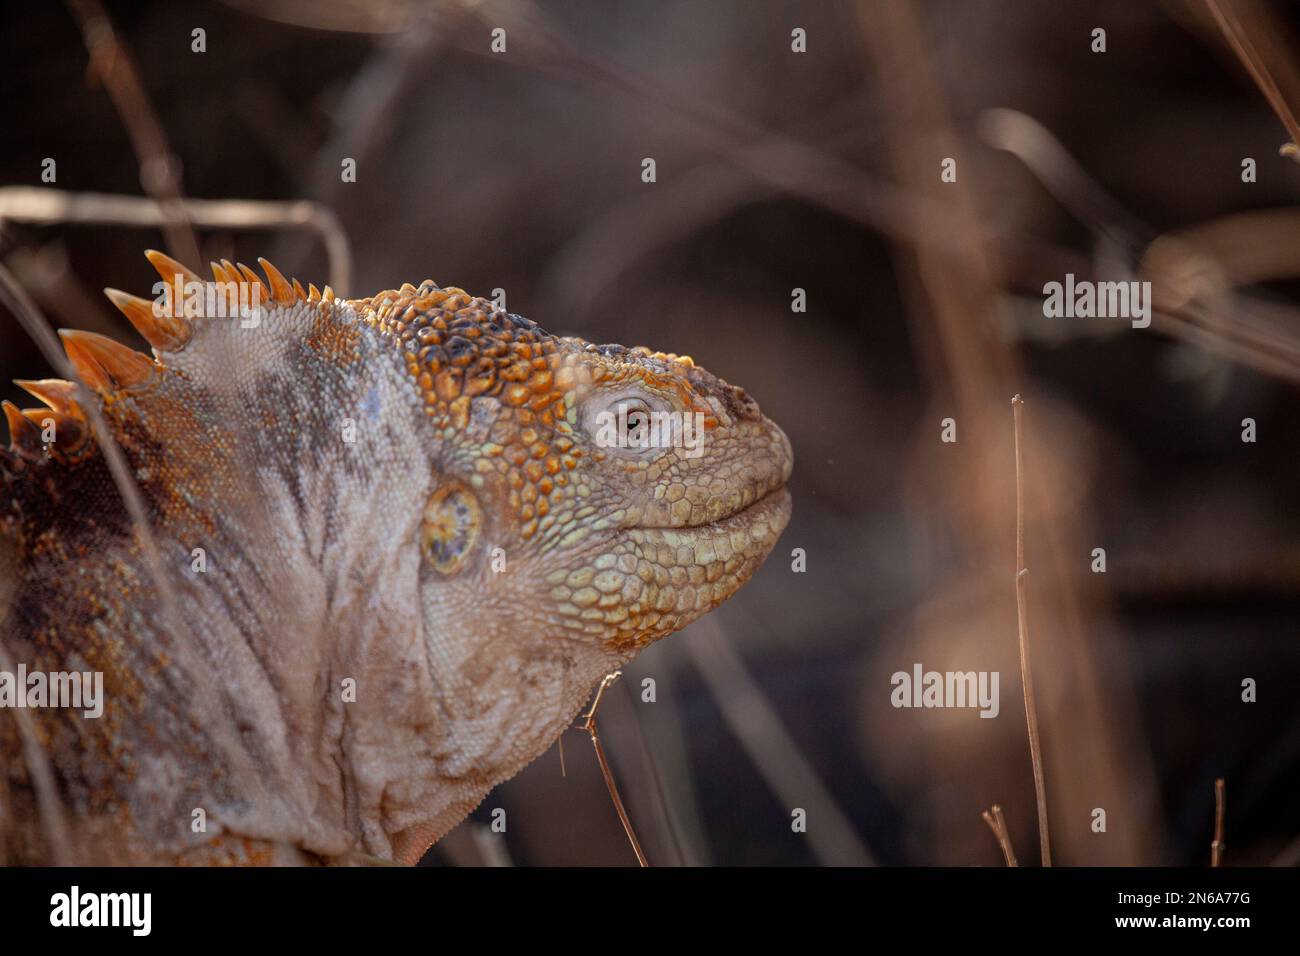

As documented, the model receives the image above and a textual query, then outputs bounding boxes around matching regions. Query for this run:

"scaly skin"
[0,252,792,865]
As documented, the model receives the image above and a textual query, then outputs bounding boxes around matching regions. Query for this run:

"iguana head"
[350,282,792,655]
[1,252,791,864]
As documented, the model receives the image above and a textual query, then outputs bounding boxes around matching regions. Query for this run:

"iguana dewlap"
[0,252,792,865]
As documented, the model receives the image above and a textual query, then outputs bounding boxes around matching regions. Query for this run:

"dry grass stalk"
[65,0,202,267]
[574,671,648,867]
[980,109,1300,388]
[981,804,1019,867]
[0,265,127,865]
[685,619,876,866]
[1211,777,1226,866]
[0,187,353,294]
[0,636,72,866]
[1203,0,1300,161]
[0,261,215,865]
[1012,394,1052,866]
[0,263,189,643]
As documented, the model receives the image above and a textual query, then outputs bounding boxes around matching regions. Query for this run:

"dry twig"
[685,618,876,866]
[0,637,72,866]
[0,261,199,866]
[1211,777,1226,867]
[1203,0,1300,162]
[980,109,1300,387]
[0,187,352,294]
[65,0,202,266]
[981,804,1019,867]
[1012,395,1052,866]
[574,671,648,867]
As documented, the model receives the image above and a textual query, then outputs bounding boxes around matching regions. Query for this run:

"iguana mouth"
[630,478,788,529]
[691,482,789,531]
[729,483,791,522]
[631,483,791,544]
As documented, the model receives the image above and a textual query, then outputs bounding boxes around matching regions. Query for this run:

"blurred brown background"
[1,0,1297,865]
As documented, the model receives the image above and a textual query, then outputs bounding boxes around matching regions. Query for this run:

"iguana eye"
[622,403,651,444]
[583,394,669,458]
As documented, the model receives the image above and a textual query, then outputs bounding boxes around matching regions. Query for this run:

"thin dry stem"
[1211,777,1226,866]
[0,187,352,294]
[684,618,876,866]
[0,636,72,866]
[0,263,188,644]
[575,671,648,867]
[981,110,1300,388]
[1203,0,1300,162]
[981,804,1019,867]
[1012,394,1052,866]
[0,261,215,864]
[65,0,203,266]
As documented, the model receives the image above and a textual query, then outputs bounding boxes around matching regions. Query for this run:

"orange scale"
[502,384,530,406]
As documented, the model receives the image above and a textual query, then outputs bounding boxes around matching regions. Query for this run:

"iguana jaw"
[627,479,790,619]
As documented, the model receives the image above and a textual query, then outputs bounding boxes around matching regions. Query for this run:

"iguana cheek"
[420,483,482,574]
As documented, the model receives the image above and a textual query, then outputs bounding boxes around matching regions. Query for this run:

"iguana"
[0,251,792,865]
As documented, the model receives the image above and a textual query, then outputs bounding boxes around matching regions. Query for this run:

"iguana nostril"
[445,335,474,364]
[733,386,761,420]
